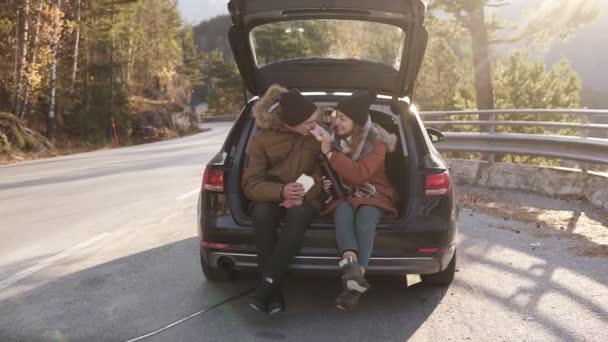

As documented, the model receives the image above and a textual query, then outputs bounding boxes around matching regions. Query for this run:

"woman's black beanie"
[336,91,377,126]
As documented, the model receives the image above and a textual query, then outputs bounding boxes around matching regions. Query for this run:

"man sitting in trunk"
[242,84,324,315]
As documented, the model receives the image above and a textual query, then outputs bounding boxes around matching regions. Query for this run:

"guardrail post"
[581,112,590,173]
[487,111,496,164]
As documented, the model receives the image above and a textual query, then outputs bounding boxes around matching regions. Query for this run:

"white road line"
[161,212,180,223]
[176,188,199,201]
[0,233,110,292]
[124,309,206,342]
[124,288,254,342]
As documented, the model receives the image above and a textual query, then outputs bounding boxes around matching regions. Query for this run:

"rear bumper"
[204,245,455,274]
[199,194,459,275]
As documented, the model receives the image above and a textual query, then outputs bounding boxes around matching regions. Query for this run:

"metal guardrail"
[420,109,608,166]
[436,133,608,165]
[423,120,608,132]
[420,108,608,117]
[199,109,608,165]
[200,115,240,123]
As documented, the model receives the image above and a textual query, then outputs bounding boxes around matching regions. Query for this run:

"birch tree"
[14,0,30,116]
[47,0,62,140]
[20,0,44,119]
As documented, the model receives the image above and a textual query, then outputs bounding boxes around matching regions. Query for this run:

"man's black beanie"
[336,91,377,127]
[278,89,317,127]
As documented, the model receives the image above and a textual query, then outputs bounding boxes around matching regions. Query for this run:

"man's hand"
[282,183,305,200]
[280,198,303,208]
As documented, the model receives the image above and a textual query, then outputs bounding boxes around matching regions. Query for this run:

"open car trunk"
[221,0,430,227]
[225,101,416,228]
[227,0,428,98]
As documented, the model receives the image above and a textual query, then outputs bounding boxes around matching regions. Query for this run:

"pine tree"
[205,50,243,114]
[428,0,598,110]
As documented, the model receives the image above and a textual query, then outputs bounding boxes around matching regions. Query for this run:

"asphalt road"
[1,123,607,342]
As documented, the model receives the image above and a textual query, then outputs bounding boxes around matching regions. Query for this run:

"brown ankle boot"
[339,255,370,293]
[336,289,362,311]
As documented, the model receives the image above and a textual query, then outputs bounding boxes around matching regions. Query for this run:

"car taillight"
[201,241,230,249]
[425,171,451,196]
[417,247,448,253]
[203,167,224,192]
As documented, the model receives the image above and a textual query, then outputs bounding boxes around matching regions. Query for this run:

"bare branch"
[488,34,525,45]
[486,1,510,8]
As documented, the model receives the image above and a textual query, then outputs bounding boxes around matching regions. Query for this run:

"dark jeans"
[252,202,319,280]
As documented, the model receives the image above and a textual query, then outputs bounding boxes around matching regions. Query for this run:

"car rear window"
[249,19,406,70]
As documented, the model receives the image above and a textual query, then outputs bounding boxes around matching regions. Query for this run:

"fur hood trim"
[336,117,397,160]
[372,122,397,153]
[252,84,287,130]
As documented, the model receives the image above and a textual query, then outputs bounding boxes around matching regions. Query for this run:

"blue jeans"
[334,202,382,268]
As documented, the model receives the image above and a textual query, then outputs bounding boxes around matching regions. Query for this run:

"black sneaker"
[248,296,267,313]
[339,256,370,293]
[335,289,362,312]
[248,276,275,313]
[267,287,285,315]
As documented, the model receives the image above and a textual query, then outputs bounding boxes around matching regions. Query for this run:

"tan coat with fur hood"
[241,85,324,210]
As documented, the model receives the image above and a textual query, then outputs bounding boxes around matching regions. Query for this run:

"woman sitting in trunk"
[310,91,398,311]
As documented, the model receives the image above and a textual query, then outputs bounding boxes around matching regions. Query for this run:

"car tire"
[420,251,456,286]
[200,249,234,282]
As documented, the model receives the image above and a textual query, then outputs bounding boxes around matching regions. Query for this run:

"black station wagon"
[197,0,458,287]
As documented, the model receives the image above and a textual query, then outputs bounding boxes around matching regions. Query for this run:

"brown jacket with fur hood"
[242,85,324,210]
[323,118,399,219]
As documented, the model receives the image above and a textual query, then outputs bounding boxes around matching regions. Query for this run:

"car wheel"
[420,251,456,287]
[200,249,234,282]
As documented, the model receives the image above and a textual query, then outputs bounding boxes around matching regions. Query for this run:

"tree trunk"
[125,26,133,88]
[70,0,82,94]
[21,0,43,119]
[468,6,495,112]
[13,12,20,108]
[108,0,115,140]
[468,5,496,162]
[48,0,62,140]
[82,25,90,138]
[14,0,30,117]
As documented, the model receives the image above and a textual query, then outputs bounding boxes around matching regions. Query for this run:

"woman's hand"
[321,176,332,194]
[310,123,332,154]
